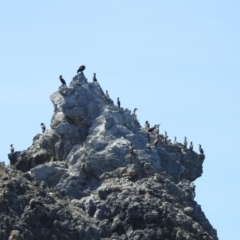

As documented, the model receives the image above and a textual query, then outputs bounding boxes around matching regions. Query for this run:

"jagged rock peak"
[1,71,217,240]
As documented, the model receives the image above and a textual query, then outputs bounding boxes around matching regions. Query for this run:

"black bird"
[173,136,177,146]
[154,124,161,134]
[189,142,193,151]
[10,144,14,153]
[117,98,120,108]
[148,125,157,133]
[146,140,151,151]
[145,121,150,129]
[184,137,188,148]
[106,90,109,99]
[93,73,97,82]
[164,131,168,143]
[41,123,46,133]
[131,108,138,117]
[59,75,66,86]
[199,144,204,154]
[77,65,85,73]
[129,142,134,155]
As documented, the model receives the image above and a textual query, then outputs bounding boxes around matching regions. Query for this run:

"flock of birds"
[128,120,204,156]
[9,65,205,159]
[10,122,46,154]
[59,65,97,87]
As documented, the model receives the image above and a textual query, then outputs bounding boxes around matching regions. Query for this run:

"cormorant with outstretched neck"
[131,108,138,117]
[189,142,193,151]
[184,137,188,148]
[77,65,85,73]
[41,123,46,133]
[59,75,66,86]
[117,98,120,108]
[129,142,134,155]
[93,73,97,82]
[148,125,157,133]
[199,144,204,154]
[10,144,14,153]
[145,121,150,129]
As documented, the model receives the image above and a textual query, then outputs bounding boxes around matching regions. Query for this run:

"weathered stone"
[184,207,194,216]
[0,72,218,240]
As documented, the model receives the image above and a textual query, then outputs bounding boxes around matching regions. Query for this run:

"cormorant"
[164,131,168,143]
[154,124,161,134]
[145,121,150,129]
[189,142,193,151]
[41,123,46,133]
[148,125,157,133]
[59,75,66,86]
[173,136,177,146]
[117,98,120,108]
[129,142,134,155]
[184,137,188,148]
[199,144,204,154]
[10,144,14,153]
[131,108,138,117]
[93,73,97,82]
[77,65,85,73]
[146,140,151,151]
[106,90,109,99]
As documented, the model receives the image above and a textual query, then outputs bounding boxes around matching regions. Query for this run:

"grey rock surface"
[0,72,217,239]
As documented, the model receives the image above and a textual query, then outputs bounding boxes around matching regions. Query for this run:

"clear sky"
[0,1,239,239]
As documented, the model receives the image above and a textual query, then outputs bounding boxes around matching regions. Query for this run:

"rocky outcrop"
[1,72,217,240]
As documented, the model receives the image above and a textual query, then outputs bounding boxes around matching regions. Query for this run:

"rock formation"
[0,72,218,239]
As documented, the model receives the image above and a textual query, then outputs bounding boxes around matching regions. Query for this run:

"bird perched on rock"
[148,125,157,133]
[163,131,171,144]
[77,65,85,73]
[173,137,177,146]
[146,140,151,151]
[184,137,188,148]
[10,144,14,153]
[164,131,168,143]
[41,123,46,133]
[189,142,193,151]
[199,144,204,154]
[129,142,134,155]
[145,121,150,129]
[131,108,138,117]
[117,98,121,108]
[93,73,97,82]
[154,124,161,134]
[59,75,66,86]
[105,90,109,99]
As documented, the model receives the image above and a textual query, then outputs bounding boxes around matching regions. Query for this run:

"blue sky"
[0,1,239,239]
